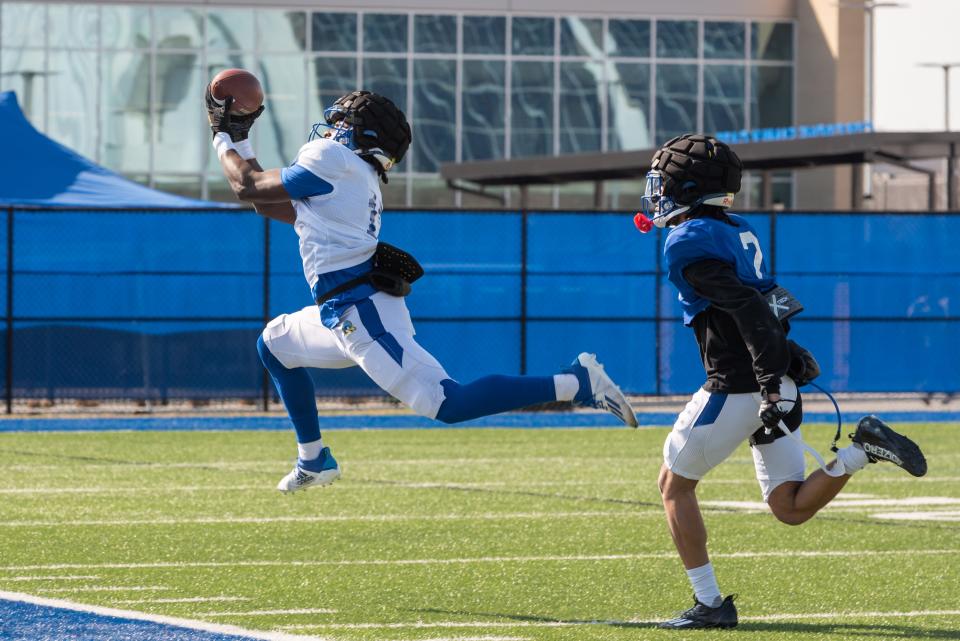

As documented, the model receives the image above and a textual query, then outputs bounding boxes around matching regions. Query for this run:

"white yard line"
[0,486,268,495]
[202,609,337,616]
[0,590,331,641]
[281,609,960,631]
[1,548,954,573]
[39,585,172,593]
[114,596,252,604]
[703,497,960,511]
[0,510,648,528]
[2,575,100,582]
[872,510,960,521]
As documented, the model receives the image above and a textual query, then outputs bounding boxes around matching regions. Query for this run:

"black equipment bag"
[316,242,424,305]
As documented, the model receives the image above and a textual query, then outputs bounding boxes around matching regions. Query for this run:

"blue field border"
[1,411,958,433]
[0,596,293,641]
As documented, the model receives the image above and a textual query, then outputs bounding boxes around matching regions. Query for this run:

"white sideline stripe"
[0,590,331,641]
[6,476,960,492]
[872,510,960,521]
[115,596,253,604]
[0,510,647,527]
[746,609,960,621]
[703,497,960,511]
[3,575,100,582]
[281,609,960,631]
[40,586,173,593]
[202,609,337,616]
[0,485,268,495]
[1,548,954,572]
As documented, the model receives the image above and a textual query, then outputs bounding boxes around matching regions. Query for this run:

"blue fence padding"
[775,214,960,272]
[5,209,959,397]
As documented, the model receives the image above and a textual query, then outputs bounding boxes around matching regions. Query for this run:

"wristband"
[233,138,255,160]
[212,132,236,160]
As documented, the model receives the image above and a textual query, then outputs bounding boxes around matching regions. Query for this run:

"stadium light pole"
[917,62,960,130]
[837,1,907,204]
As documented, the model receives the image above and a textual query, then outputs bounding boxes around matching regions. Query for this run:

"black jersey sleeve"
[682,259,789,397]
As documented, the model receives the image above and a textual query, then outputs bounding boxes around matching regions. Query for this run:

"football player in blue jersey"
[206,89,638,494]
[635,134,927,629]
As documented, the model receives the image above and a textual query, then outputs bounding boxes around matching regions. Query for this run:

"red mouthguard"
[634,212,653,233]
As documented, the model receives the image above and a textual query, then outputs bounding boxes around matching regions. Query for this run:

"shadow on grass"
[407,607,960,639]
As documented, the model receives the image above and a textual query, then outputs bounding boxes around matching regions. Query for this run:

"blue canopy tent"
[0,90,235,208]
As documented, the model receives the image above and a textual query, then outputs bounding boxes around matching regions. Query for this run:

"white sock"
[298,438,324,461]
[835,443,869,475]
[553,374,579,401]
[686,562,722,607]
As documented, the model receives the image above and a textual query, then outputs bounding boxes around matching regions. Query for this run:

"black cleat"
[851,415,927,477]
[658,594,738,629]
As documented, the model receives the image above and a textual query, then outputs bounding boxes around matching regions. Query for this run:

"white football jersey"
[287,138,383,288]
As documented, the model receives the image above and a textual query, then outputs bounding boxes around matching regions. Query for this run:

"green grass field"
[1,422,959,640]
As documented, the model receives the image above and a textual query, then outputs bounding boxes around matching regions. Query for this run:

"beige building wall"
[795,0,866,209]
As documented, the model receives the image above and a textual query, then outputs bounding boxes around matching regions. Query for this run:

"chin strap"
[774,383,847,478]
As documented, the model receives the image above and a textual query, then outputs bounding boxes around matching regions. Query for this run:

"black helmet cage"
[650,134,743,208]
[327,90,412,164]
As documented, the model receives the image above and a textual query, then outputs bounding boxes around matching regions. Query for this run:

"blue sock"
[434,375,556,424]
[257,336,321,445]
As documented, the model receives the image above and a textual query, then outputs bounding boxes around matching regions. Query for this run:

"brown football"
[210,68,264,115]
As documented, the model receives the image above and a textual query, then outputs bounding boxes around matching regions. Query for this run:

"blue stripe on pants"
[693,392,727,428]
[355,298,404,367]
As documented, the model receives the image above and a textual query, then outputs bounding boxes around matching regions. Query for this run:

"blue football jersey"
[664,213,776,326]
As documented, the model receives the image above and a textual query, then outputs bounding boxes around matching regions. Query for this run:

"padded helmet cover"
[328,90,412,163]
[651,134,742,207]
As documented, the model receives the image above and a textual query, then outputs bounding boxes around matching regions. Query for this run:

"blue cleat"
[276,447,342,494]
[564,352,639,427]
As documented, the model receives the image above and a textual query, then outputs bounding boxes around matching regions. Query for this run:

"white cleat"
[276,447,342,494]
[564,352,639,428]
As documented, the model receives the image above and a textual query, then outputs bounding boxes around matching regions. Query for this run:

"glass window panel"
[752,22,793,61]
[101,52,151,172]
[560,61,602,154]
[2,2,46,48]
[379,175,408,208]
[155,52,203,173]
[511,60,554,157]
[256,10,306,52]
[256,54,307,169]
[155,175,202,199]
[100,5,151,49]
[512,17,553,55]
[560,18,602,57]
[655,63,697,143]
[0,49,45,126]
[603,178,644,210]
[462,59,505,162]
[607,62,651,151]
[703,65,745,133]
[363,13,408,53]
[750,65,793,128]
[311,12,356,52]
[656,20,697,59]
[310,56,356,115]
[47,50,97,158]
[48,4,98,48]
[704,21,744,59]
[363,57,407,112]
[414,14,455,53]
[412,59,455,172]
[411,176,456,207]
[608,19,650,58]
[155,7,203,49]
[463,16,505,54]
[556,182,598,209]
[207,9,254,51]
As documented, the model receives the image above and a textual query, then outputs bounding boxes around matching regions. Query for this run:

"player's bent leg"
[259,308,354,493]
[658,466,709,570]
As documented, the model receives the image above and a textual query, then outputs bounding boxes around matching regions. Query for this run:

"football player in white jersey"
[206,89,638,493]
